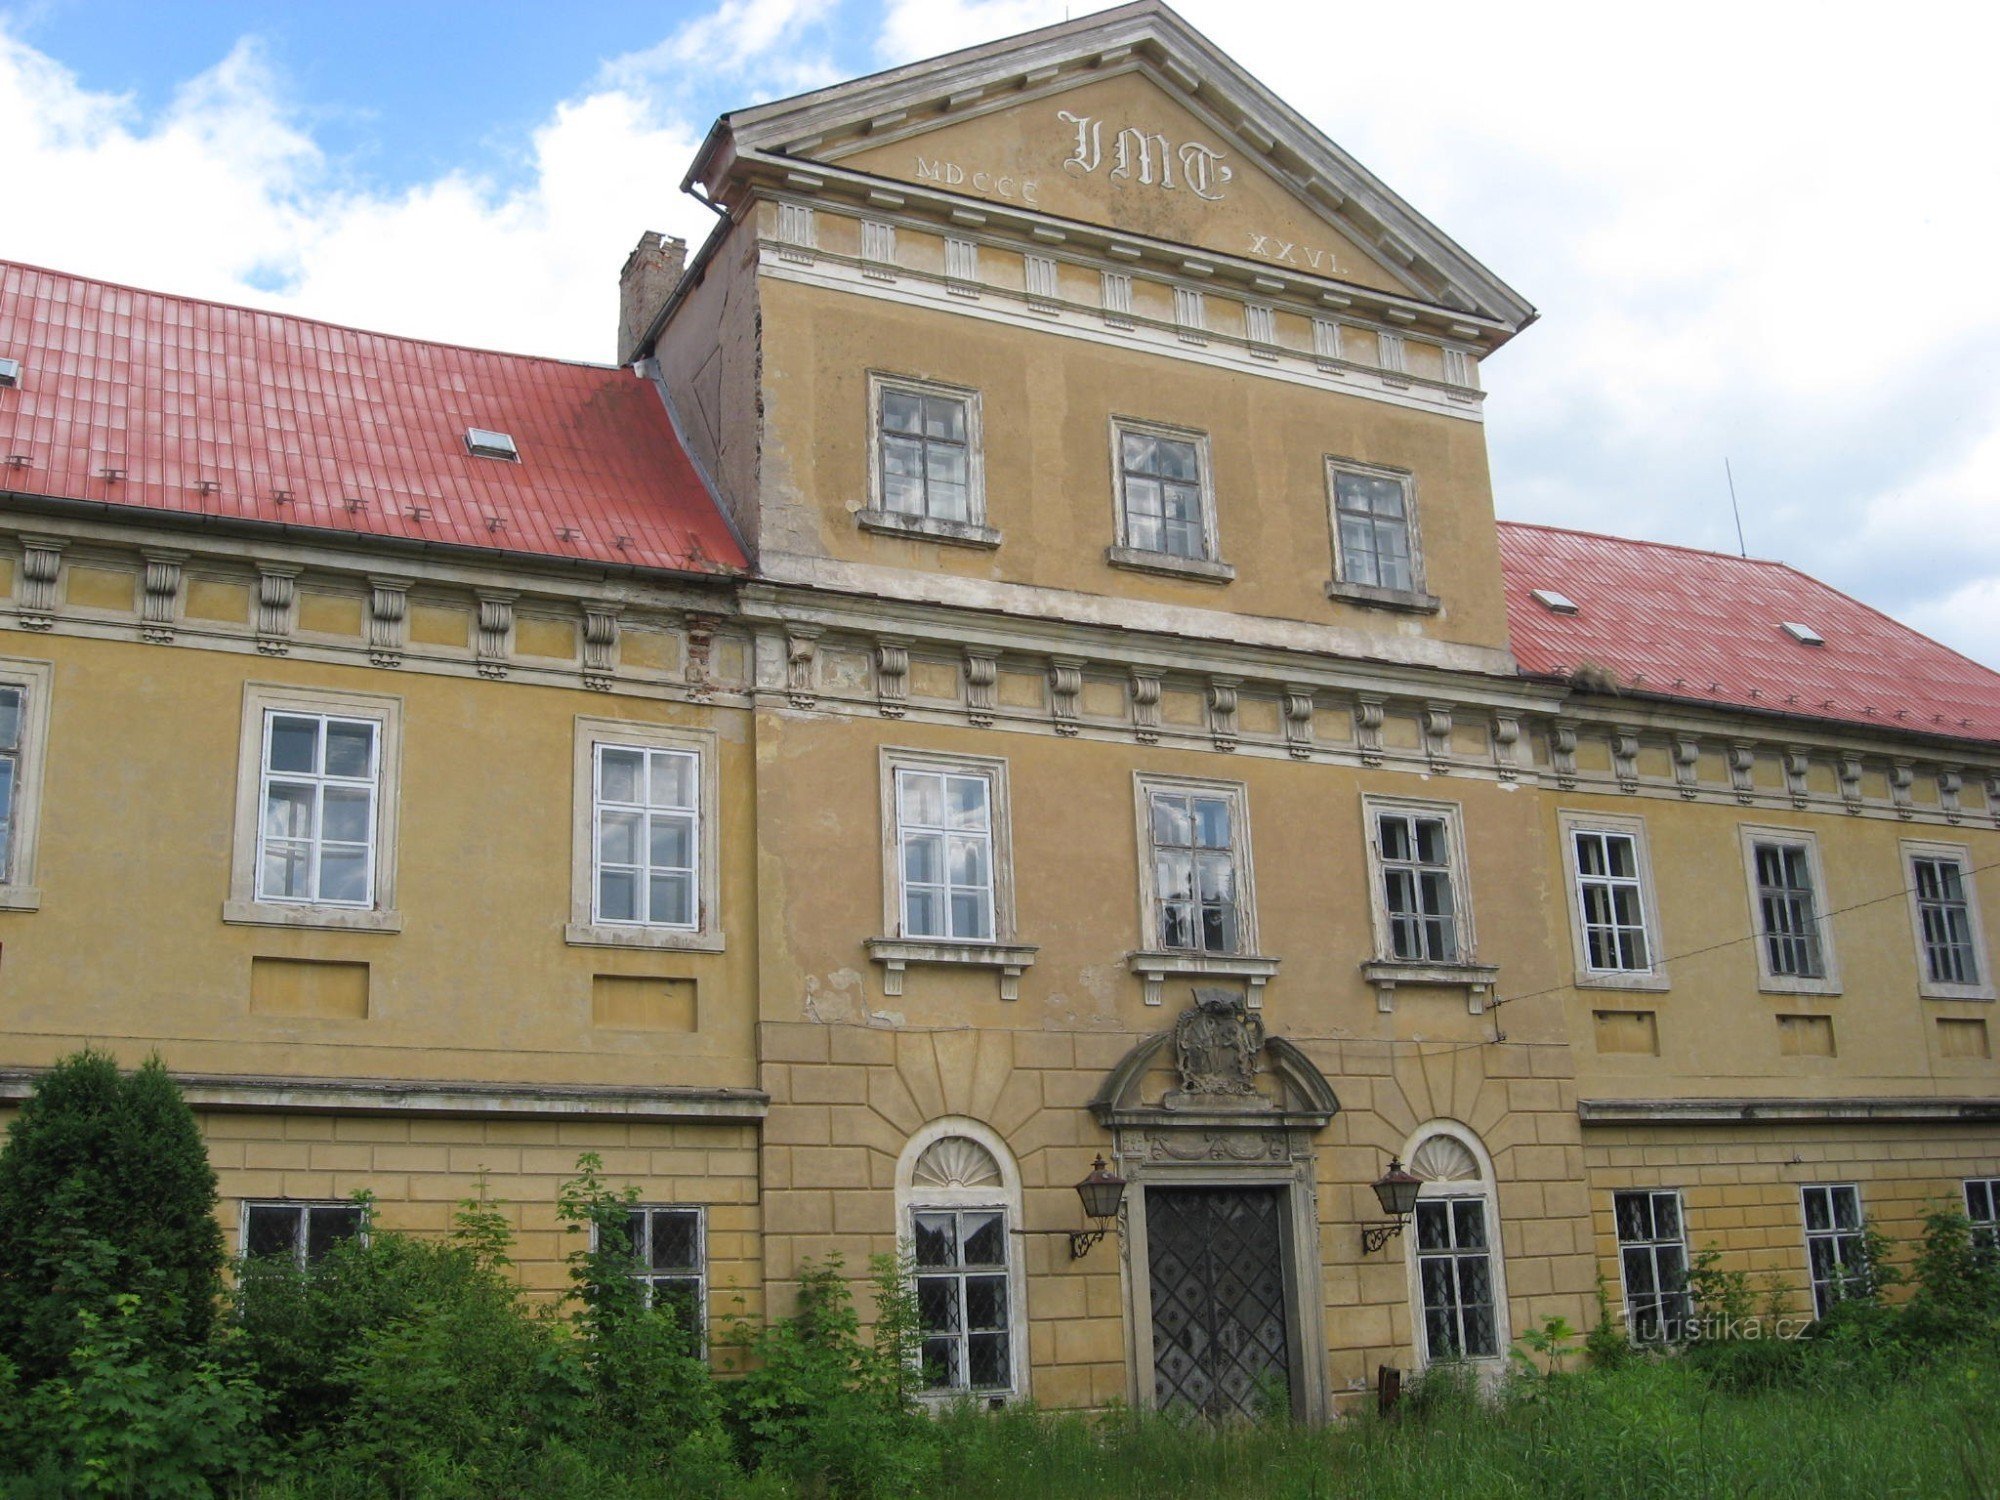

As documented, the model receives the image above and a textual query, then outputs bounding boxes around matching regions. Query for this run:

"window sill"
[1920,985,1998,1002]
[867,937,1039,1000]
[1324,579,1441,613]
[1755,976,1842,998]
[222,899,402,934]
[1361,959,1499,1014]
[1105,546,1236,584]
[565,922,725,953]
[856,509,1001,550]
[0,885,41,912]
[1127,950,1279,1008]
[1574,970,1671,994]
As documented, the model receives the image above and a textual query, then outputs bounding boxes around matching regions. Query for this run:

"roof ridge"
[1495,517,1787,569]
[0,257,623,375]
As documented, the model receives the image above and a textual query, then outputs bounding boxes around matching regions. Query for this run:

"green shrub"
[0,1051,223,1382]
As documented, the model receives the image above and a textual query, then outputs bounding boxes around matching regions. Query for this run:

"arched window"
[1403,1121,1509,1365]
[895,1118,1027,1400]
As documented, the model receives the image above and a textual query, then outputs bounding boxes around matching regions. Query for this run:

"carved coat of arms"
[1172,988,1264,1096]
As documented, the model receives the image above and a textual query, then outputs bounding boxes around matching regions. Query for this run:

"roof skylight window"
[1531,588,1580,614]
[465,427,519,461]
[0,357,20,388]
[1780,621,1826,646]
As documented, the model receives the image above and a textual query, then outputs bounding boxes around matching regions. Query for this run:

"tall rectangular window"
[1754,840,1823,978]
[1145,786,1241,954]
[1614,1190,1691,1343]
[1965,1179,2000,1257]
[0,684,21,882]
[1330,463,1418,594]
[593,745,699,929]
[878,386,973,523]
[1572,828,1653,973]
[623,1205,706,1339]
[913,1207,1011,1392]
[242,1201,366,1268]
[1115,422,1212,561]
[1801,1183,1867,1318]
[1415,1197,1498,1359]
[896,766,994,942]
[257,713,379,906]
[1907,845,1987,996]
[1375,807,1460,963]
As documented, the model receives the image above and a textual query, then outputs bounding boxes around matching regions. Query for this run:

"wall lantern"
[1069,1156,1127,1259]
[1361,1158,1423,1253]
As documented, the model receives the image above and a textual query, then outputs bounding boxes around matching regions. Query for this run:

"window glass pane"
[1803,1189,1831,1232]
[923,396,966,443]
[1121,431,1155,472]
[905,887,942,938]
[319,850,368,904]
[949,892,990,940]
[261,842,313,900]
[1156,852,1194,902]
[904,833,942,886]
[900,771,944,828]
[0,687,20,750]
[1156,438,1199,482]
[1192,798,1232,849]
[263,782,315,841]
[1415,1201,1449,1251]
[268,716,318,773]
[967,1332,1009,1388]
[882,390,924,434]
[1453,1199,1487,1248]
[598,809,642,866]
[650,1210,701,1271]
[246,1204,300,1259]
[1151,794,1192,849]
[307,1205,365,1263]
[1831,1188,1860,1231]
[917,1277,961,1331]
[321,787,371,845]
[961,1212,1005,1267]
[600,749,643,804]
[1126,511,1163,552]
[650,873,693,926]
[946,776,989,830]
[914,1213,958,1269]
[323,721,375,779]
[947,835,989,890]
[1378,814,1410,863]
[623,1210,647,1260]
[1124,476,1162,519]
[599,869,639,922]
[650,753,695,810]
[651,816,693,872]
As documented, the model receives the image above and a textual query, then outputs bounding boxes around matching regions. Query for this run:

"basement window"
[0,357,20,388]
[1531,588,1580,614]
[465,427,520,461]
[1780,621,1825,646]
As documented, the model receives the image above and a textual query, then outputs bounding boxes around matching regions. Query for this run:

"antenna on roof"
[1724,457,1747,558]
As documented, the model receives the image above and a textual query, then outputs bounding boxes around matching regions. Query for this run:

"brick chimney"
[617,231,687,365]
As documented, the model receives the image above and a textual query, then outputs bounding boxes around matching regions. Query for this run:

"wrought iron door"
[1145,1186,1290,1418]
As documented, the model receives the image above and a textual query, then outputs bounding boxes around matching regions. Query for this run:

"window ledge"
[1324,579,1441,613]
[856,509,1001,550]
[0,885,41,912]
[565,923,725,954]
[1361,959,1499,1015]
[1105,546,1236,584]
[1755,977,1842,998]
[222,900,403,934]
[1920,985,1998,1003]
[1127,950,1279,1008]
[1575,970,1671,994]
[867,938,1039,1000]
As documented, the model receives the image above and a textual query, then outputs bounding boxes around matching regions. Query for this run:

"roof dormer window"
[1532,588,1580,615]
[1780,621,1825,646]
[465,428,519,461]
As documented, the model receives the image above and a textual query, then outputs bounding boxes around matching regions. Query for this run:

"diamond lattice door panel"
[1146,1186,1290,1419]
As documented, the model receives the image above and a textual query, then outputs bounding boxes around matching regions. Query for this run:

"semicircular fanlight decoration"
[911,1135,1004,1190]
[1410,1134,1481,1184]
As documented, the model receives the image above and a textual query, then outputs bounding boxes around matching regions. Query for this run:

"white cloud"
[602,0,844,97]
[876,0,1074,65]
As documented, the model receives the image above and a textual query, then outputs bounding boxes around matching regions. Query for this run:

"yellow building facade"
[1,1,1995,1420]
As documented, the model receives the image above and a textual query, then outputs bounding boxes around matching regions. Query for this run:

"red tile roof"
[1497,521,2000,746]
[0,261,744,577]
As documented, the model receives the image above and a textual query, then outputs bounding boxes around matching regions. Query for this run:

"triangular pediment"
[696,1,1532,329]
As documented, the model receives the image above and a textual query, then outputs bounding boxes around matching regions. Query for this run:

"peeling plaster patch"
[802,967,867,1023]
[869,1008,906,1027]
[1076,963,1120,1005]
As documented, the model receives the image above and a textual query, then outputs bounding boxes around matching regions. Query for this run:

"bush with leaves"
[0,1050,224,1383]
[727,1253,939,1497]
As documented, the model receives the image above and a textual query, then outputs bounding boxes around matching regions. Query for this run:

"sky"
[3,0,1999,669]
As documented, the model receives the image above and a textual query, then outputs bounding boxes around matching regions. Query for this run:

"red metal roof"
[1498,521,2000,746]
[0,261,745,577]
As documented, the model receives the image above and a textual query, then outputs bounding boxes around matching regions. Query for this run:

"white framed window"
[879,748,1017,946]
[1904,841,1992,999]
[1403,1124,1509,1367]
[1613,1189,1691,1344]
[1363,796,1475,967]
[862,373,990,543]
[226,685,401,932]
[0,657,53,911]
[567,718,721,952]
[1327,458,1425,600]
[1801,1183,1868,1318]
[1560,812,1667,989]
[1133,774,1255,956]
[1965,1179,2000,1256]
[896,1119,1026,1400]
[1739,825,1839,994]
[623,1204,707,1341]
[241,1200,366,1267]
[1109,418,1219,565]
